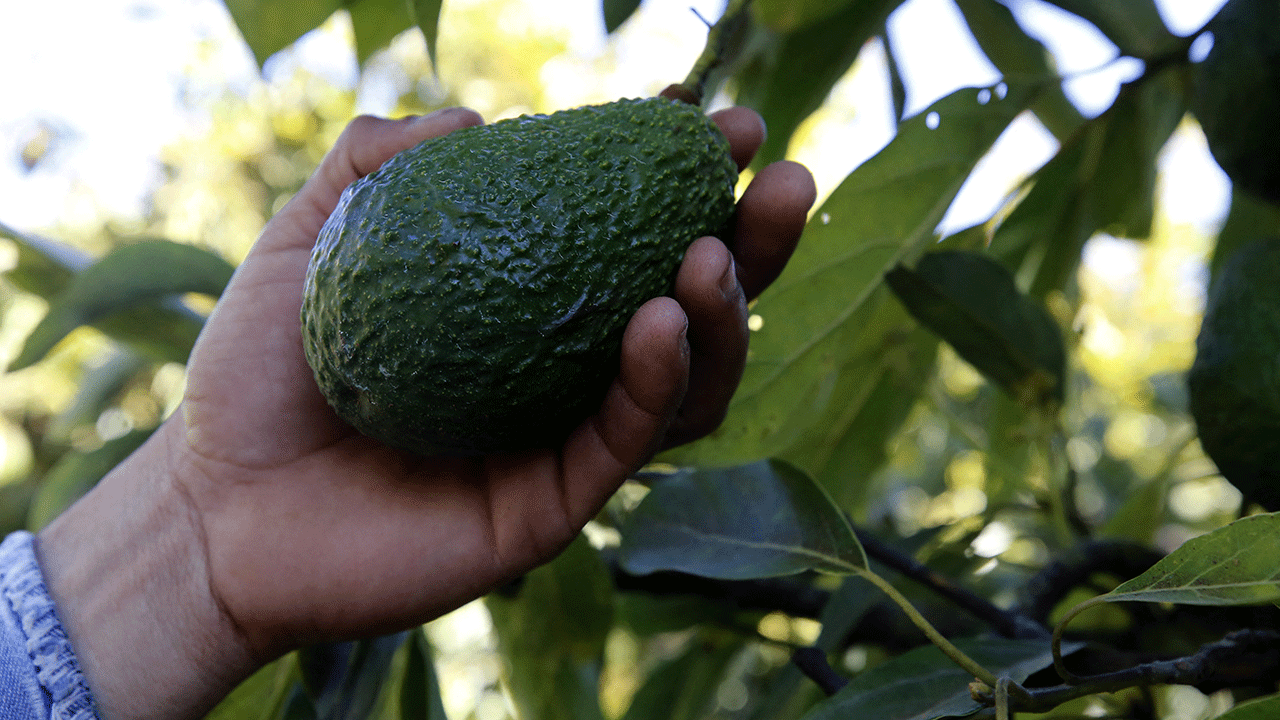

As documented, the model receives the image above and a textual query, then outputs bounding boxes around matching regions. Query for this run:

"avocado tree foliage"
[4,0,1280,718]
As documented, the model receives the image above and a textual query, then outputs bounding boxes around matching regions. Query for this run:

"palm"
[171,105,813,659]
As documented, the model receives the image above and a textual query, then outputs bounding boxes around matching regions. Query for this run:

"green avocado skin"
[301,97,738,455]
[1187,237,1280,511]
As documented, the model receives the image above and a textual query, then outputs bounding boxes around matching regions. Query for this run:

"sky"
[0,0,1233,240]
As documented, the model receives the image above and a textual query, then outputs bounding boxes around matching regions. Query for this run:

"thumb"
[264,108,485,255]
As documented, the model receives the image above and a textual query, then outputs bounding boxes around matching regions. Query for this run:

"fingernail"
[719,254,739,302]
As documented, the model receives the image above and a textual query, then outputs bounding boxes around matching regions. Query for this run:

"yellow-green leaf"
[1103,513,1280,606]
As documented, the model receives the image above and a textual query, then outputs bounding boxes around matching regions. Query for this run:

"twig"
[856,529,1048,640]
[791,647,849,696]
[975,629,1280,713]
[1019,540,1164,625]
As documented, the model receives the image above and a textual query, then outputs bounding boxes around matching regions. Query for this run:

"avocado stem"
[677,0,754,107]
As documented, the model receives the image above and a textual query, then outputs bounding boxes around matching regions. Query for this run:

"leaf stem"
[855,568,1000,687]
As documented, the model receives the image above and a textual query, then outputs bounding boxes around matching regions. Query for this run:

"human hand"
[35,101,815,720]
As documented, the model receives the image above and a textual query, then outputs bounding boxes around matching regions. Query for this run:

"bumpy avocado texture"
[301,97,738,455]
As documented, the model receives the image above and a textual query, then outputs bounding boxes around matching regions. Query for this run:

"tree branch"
[975,630,1280,713]
[855,529,1049,640]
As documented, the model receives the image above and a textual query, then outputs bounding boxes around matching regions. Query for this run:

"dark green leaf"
[602,0,641,33]
[621,637,742,720]
[886,250,1066,408]
[619,459,865,579]
[10,239,233,371]
[954,0,1084,140]
[398,630,446,720]
[27,427,153,532]
[1040,0,1177,59]
[801,638,1067,720]
[408,0,443,72]
[223,0,342,67]
[1102,512,1280,605]
[1211,191,1280,281]
[666,84,1037,467]
[486,535,612,720]
[736,0,904,168]
[347,0,413,66]
[989,68,1186,296]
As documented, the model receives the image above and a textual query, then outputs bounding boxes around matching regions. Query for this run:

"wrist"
[34,418,257,720]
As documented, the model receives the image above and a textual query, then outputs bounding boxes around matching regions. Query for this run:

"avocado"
[300,97,738,455]
[1187,237,1280,511]
[1191,0,1280,205]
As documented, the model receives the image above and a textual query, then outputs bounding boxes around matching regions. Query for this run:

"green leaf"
[1214,693,1280,720]
[618,459,865,580]
[205,654,301,720]
[223,0,343,67]
[347,0,413,66]
[46,348,150,441]
[1039,0,1177,59]
[801,638,1066,720]
[1099,513,1280,606]
[407,0,443,72]
[752,0,860,33]
[602,0,642,33]
[954,0,1084,140]
[735,0,905,168]
[27,428,153,532]
[668,84,1037,467]
[777,300,937,510]
[0,219,79,298]
[486,535,613,720]
[886,250,1066,408]
[398,630,447,720]
[620,637,742,720]
[0,224,211,365]
[989,68,1186,296]
[9,239,234,371]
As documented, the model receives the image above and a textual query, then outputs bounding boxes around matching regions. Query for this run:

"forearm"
[34,419,257,720]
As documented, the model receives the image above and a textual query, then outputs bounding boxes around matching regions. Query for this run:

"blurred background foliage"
[2,0,1275,717]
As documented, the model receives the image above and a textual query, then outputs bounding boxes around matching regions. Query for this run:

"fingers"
[663,236,748,447]
[316,108,484,202]
[731,160,816,300]
[562,297,689,520]
[710,107,767,171]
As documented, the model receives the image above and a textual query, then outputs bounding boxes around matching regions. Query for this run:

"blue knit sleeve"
[0,532,98,720]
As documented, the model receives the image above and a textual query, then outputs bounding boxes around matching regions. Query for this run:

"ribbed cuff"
[0,531,98,719]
